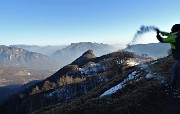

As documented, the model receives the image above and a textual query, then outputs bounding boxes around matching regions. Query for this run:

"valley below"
[0,65,54,105]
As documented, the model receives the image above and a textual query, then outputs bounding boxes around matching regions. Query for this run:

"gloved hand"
[156,34,163,42]
[156,29,160,35]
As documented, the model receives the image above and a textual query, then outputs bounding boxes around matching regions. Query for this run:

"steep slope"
[51,42,116,67]
[1,50,150,114]
[71,50,96,67]
[125,43,170,59]
[0,50,142,114]
[29,50,104,91]
[31,56,180,114]
[0,45,57,70]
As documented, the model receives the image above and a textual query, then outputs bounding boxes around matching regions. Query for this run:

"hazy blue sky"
[0,0,180,46]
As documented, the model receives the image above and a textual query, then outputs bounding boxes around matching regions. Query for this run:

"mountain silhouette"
[0,45,57,70]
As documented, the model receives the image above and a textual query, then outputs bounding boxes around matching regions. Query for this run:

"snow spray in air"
[129,25,159,45]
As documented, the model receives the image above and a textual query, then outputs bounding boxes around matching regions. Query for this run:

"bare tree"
[106,51,135,74]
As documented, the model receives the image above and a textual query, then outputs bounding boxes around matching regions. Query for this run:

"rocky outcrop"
[71,50,96,67]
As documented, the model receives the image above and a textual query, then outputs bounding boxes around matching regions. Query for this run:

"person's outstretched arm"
[157,33,177,43]
[161,31,171,36]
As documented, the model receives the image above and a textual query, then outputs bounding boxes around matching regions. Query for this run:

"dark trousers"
[172,60,180,85]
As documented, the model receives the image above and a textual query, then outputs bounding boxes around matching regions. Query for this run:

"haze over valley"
[0,0,179,114]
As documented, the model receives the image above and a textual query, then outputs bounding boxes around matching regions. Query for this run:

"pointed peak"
[71,50,96,67]
[82,50,95,57]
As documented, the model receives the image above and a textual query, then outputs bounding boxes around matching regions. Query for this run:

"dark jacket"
[157,31,180,60]
[172,32,180,60]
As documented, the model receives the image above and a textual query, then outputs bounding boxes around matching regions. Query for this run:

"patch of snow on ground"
[146,73,153,79]
[48,90,57,97]
[100,82,124,97]
[79,64,106,75]
[47,86,66,97]
[127,60,139,66]
[139,63,148,69]
[151,61,158,65]
[28,72,31,76]
[100,71,140,97]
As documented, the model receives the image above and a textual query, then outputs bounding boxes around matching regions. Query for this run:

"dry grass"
[35,78,170,114]
[32,67,171,114]
[149,56,180,85]
[32,55,180,114]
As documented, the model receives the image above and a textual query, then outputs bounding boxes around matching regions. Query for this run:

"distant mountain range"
[9,42,119,68]
[2,43,171,71]
[51,42,117,66]
[124,43,170,59]
[0,42,175,114]
[10,45,66,56]
[0,45,57,70]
